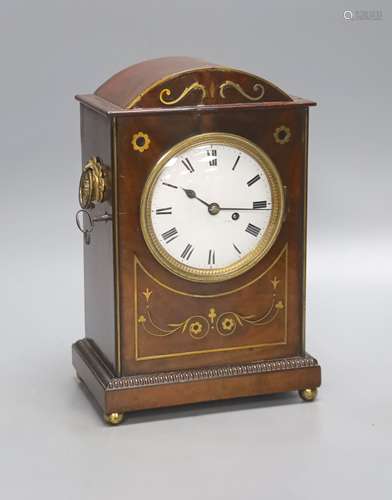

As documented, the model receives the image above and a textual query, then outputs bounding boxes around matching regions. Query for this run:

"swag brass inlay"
[219,80,265,101]
[125,67,292,109]
[134,246,288,361]
[138,280,284,341]
[159,82,207,105]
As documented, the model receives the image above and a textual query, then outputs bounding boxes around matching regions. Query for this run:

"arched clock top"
[93,56,294,109]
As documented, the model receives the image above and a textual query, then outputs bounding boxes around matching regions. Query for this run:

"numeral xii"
[207,149,217,166]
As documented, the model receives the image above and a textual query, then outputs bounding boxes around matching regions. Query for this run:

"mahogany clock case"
[72,57,321,421]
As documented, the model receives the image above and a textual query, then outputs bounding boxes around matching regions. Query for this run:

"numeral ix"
[156,207,172,215]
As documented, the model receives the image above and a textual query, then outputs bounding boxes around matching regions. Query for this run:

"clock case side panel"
[301,108,309,356]
[79,104,117,372]
[114,106,310,375]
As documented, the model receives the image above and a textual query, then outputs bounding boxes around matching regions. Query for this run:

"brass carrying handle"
[79,157,107,209]
[75,210,112,245]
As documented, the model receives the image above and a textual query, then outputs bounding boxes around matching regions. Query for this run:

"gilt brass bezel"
[140,132,284,283]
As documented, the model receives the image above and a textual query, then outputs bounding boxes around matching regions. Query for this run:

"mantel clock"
[73,57,321,424]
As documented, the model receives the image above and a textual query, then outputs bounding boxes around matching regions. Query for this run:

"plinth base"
[72,339,321,424]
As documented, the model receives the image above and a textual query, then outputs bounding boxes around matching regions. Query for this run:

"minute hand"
[219,207,271,211]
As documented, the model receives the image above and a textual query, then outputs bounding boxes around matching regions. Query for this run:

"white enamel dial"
[141,133,284,282]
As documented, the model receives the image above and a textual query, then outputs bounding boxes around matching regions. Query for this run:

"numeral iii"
[245,223,261,237]
[253,201,267,209]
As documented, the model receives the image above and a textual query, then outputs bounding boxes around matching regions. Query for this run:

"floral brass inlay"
[159,82,207,106]
[132,132,151,152]
[273,126,291,145]
[219,80,265,101]
[137,277,284,341]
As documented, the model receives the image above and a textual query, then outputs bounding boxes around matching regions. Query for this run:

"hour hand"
[183,188,196,199]
[182,188,210,207]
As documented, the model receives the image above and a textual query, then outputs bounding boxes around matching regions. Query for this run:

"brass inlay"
[112,117,121,375]
[132,131,150,152]
[209,81,215,99]
[142,288,152,302]
[140,133,285,283]
[106,355,319,389]
[125,67,292,109]
[135,244,287,299]
[273,125,291,145]
[78,157,106,209]
[219,80,265,101]
[134,245,288,360]
[137,281,284,341]
[159,82,207,106]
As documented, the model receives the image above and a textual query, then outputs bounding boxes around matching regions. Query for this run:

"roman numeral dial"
[144,135,284,282]
[208,249,216,265]
[207,149,217,166]
[245,223,261,237]
[253,201,268,209]
[155,207,172,215]
[161,227,178,243]
[182,158,194,173]
[180,243,194,260]
[247,174,261,187]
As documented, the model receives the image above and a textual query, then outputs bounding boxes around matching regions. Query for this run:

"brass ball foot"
[299,387,318,402]
[104,412,124,425]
